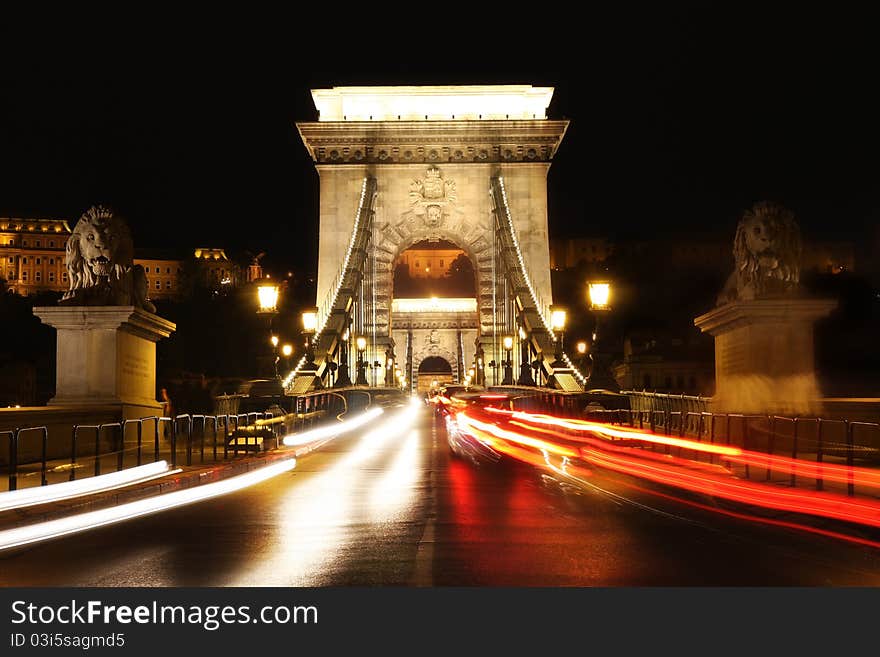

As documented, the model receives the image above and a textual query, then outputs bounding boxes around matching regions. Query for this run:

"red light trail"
[441,400,880,538]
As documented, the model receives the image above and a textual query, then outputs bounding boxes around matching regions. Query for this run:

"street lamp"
[355,336,368,385]
[269,335,280,378]
[335,327,352,388]
[588,282,611,311]
[575,340,590,378]
[257,283,279,314]
[517,325,535,386]
[550,305,567,369]
[256,282,279,378]
[301,307,318,372]
[502,335,514,385]
[586,281,619,391]
[385,350,396,387]
[281,343,293,372]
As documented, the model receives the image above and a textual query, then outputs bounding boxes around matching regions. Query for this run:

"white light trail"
[0,458,296,551]
[0,461,175,512]
[282,407,384,447]
[231,400,422,585]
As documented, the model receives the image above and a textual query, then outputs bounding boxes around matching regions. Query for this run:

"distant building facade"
[194,248,239,288]
[0,218,71,295]
[612,333,715,396]
[396,247,466,279]
[549,238,612,270]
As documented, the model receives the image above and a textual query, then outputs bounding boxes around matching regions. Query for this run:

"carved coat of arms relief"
[408,166,458,231]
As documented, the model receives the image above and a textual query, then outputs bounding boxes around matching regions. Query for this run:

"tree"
[444,253,476,297]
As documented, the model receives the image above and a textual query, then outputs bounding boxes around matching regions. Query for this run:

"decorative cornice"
[694,298,837,335]
[296,119,569,164]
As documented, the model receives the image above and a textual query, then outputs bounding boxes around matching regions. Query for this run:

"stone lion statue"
[60,205,156,313]
[717,201,801,305]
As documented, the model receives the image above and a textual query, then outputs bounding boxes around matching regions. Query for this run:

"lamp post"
[282,343,293,373]
[355,336,368,385]
[270,334,280,378]
[550,305,567,369]
[575,340,589,377]
[385,348,396,387]
[256,281,279,379]
[586,281,619,391]
[301,307,318,373]
[335,327,352,388]
[517,325,535,386]
[502,335,514,385]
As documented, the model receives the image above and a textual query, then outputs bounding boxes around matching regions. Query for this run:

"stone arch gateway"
[295,85,572,391]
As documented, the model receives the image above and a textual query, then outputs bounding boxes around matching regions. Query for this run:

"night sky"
[2,11,877,275]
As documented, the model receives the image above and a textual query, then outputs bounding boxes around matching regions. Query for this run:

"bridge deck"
[2,405,878,585]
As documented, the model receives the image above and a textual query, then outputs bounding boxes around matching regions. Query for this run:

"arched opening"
[393,239,476,298]
[417,356,453,394]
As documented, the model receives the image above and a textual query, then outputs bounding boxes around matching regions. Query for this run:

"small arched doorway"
[417,356,453,394]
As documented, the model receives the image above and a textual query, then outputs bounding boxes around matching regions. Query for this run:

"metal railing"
[2,411,280,493]
[623,390,710,415]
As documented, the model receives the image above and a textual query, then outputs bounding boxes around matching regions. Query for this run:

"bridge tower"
[293,85,578,392]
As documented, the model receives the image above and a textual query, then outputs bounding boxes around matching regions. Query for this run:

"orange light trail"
[506,409,880,492]
[456,406,880,532]
[455,412,578,457]
[509,411,742,457]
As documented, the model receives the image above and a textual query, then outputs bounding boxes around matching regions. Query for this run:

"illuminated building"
[395,247,465,278]
[0,218,71,295]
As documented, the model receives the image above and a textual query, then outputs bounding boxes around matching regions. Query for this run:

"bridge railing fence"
[0,410,287,494]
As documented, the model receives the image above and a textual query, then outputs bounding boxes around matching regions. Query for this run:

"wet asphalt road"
[2,405,880,586]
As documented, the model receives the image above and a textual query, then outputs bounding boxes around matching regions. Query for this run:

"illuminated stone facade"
[138,257,182,299]
[396,247,464,278]
[298,85,567,382]
[0,218,71,295]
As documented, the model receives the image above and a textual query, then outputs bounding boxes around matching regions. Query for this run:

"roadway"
[2,403,880,586]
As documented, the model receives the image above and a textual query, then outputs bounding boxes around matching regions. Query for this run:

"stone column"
[33,306,176,420]
[694,298,836,415]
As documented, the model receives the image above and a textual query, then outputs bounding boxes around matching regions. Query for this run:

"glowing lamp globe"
[588,282,611,311]
[550,306,567,331]
[257,284,279,313]
[301,308,318,332]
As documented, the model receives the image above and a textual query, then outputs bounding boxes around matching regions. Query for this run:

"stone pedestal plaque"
[694,298,836,415]
[33,306,176,419]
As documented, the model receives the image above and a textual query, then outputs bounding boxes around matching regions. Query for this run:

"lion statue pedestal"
[695,201,835,415]
[33,306,176,419]
[31,205,175,420]
[695,298,836,415]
